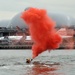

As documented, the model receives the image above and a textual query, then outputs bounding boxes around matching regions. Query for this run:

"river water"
[0,49,75,75]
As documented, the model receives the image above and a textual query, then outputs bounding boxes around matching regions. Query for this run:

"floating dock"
[0,45,32,49]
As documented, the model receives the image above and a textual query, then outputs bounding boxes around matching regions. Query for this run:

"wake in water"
[1,54,75,75]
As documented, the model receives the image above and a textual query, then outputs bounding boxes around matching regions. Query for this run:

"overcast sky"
[0,0,75,20]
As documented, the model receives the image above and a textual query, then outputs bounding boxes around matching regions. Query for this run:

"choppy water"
[0,49,75,75]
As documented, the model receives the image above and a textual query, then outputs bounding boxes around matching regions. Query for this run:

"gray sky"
[0,0,75,20]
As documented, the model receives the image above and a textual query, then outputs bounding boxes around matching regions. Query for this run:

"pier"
[0,45,32,49]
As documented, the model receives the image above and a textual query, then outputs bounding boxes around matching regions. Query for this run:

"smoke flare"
[21,7,62,58]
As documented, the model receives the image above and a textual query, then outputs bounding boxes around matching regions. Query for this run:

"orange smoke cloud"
[21,7,62,58]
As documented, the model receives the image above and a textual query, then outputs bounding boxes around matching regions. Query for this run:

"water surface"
[0,49,75,75]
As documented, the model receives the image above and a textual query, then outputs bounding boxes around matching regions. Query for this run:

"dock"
[0,45,32,49]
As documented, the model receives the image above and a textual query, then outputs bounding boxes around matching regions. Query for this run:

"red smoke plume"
[21,7,62,59]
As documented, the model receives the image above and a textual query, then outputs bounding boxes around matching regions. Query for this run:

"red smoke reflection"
[31,65,57,75]
[25,64,64,75]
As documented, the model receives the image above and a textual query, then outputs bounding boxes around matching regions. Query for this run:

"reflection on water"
[0,50,75,75]
[25,63,61,75]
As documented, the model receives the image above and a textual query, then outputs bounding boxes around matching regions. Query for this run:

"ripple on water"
[0,54,75,75]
